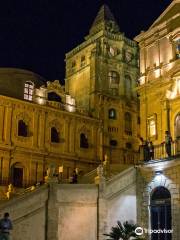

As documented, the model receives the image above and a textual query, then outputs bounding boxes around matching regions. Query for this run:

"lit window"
[51,127,60,143]
[24,81,34,101]
[149,119,156,137]
[18,120,28,137]
[108,71,119,86]
[110,47,115,56]
[109,109,116,119]
[125,112,132,135]
[147,115,157,138]
[80,133,89,148]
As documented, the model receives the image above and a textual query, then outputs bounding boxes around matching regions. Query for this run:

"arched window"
[126,142,132,149]
[80,133,89,148]
[24,81,34,101]
[151,187,172,240]
[81,55,86,67]
[125,112,132,135]
[51,127,60,143]
[71,60,76,69]
[108,71,119,85]
[18,120,28,137]
[125,75,131,98]
[109,108,116,119]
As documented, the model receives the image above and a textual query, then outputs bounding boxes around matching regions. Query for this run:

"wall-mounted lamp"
[155,170,163,175]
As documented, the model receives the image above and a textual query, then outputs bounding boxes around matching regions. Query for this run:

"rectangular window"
[147,114,157,138]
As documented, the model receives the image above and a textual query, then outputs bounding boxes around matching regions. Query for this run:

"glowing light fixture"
[155,170,163,175]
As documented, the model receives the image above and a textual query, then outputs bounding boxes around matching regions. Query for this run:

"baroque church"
[0,1,179,240]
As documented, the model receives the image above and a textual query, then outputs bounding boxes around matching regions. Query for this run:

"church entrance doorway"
[150,186,172,240]
[11,163,24,187]
[175,114,180,153]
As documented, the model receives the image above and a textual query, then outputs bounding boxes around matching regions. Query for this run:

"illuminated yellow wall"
[65,6,140,164]
[0,95,101,185]
[135,0,180,145]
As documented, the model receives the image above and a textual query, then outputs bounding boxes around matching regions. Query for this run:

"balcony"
[139,138,180,164]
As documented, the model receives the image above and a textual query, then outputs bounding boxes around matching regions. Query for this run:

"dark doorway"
[12,164,23,187]
[150,186,172,240]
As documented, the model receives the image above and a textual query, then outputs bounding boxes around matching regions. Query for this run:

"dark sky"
[0,0,172,83]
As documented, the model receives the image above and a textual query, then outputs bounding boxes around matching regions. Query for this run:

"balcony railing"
[139,139,180,163]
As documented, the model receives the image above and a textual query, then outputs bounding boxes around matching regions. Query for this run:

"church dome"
[0,68,46,100]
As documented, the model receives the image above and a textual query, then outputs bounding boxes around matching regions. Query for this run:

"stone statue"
[97,164,104,177]
[103,154,110,178]
[46,164,56,178]
[6,184,13,199]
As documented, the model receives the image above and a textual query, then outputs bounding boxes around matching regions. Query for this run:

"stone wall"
[0,94,101,186]
[98,167,137,239]
[0,185,48,240]
[137,159,180,240]
[47,183,98,240]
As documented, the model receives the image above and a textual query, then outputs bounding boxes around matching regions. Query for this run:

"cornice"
[66,30,137,59]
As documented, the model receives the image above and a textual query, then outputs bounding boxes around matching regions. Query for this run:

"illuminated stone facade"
[135,1,180,239]
[0,5,141,188]
[135,0,180,150]
[0,75,101,187]
[0,2,179,240]
[66,5,140,164]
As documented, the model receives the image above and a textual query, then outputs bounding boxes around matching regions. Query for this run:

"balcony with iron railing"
[139,138,180,164]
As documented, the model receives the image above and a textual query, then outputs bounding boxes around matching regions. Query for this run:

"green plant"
[104,221,145,240]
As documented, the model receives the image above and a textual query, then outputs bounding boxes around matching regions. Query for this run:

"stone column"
[47,182,59,240]
[96,172,108,240]
[0,106,4,143]
[164,99,170,133]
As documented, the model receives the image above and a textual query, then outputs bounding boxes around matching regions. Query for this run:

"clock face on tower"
[125,51,133,63]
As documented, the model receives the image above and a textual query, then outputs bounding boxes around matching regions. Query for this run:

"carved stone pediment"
[46,80,65,95]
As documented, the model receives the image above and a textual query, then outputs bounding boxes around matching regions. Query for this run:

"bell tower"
[65,5,140,164]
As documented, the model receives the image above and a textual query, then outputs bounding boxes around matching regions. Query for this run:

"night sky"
[0,0,172,83]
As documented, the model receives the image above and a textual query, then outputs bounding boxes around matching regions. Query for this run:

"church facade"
[0,1,179,240]
[0,4,140,187]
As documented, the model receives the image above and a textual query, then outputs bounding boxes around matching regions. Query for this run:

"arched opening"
[51,127,60,143]
[125,75,132,98]
[48,92,62,103]
[11,162,24,187]
[80,133,89,148]
[108,71,119,85]
[18,120,28,137]
[150,186,172,240]
[109,108,116,119]
[175,113,180,153]
[125,112,132,135]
